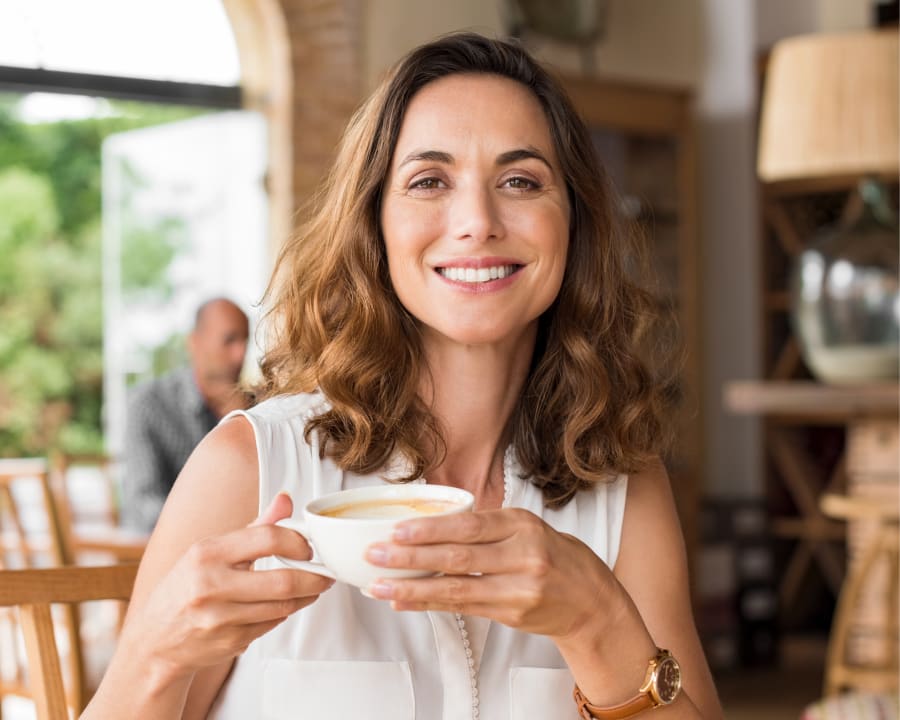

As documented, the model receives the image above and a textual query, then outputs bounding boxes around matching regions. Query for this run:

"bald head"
[188,298,249,385]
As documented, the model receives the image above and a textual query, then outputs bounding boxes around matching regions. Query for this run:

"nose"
[449,183,504,243]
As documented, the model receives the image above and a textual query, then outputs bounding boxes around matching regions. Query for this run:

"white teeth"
[438,265,518,284]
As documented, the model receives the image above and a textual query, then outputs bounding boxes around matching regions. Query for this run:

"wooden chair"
[49,452,121,533]
[0,459,70,567]
[0,564,138,720]
[821,492,899,696]
[0,461,79,718]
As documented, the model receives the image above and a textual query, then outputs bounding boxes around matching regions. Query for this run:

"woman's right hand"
[118,492,334,680]
[84,417,319,719]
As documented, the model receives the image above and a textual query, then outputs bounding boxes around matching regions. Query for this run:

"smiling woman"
[82,32,723,720]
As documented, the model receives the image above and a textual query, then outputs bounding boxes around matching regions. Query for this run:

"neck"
[194,371,243,419]
[420,326,535,508]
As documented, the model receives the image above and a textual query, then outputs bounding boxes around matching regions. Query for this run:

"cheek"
[382,209,438,276]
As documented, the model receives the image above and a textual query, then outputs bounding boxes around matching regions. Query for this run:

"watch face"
[655,657,682,704]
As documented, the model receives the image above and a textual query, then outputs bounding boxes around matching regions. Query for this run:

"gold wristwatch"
[573,648,682,720]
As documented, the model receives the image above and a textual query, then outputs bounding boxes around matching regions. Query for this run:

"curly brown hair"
[259,32,679,508]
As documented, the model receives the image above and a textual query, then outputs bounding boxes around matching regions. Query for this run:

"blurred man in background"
[122,297,250,531]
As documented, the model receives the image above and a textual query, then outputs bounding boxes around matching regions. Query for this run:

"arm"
[83,417,333,719]
[555,460,722,718]
[365,460,722,719]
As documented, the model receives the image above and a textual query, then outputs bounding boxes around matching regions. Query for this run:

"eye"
[503,175,540,190]
[409,176,445,191]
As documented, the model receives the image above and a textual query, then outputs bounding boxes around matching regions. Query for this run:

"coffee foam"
[318,498,459,520]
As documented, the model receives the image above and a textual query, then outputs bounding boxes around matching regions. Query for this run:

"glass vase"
[791,179,899,384]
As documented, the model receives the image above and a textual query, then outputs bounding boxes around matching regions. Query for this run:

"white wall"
[756,0,870,48]
[363,0,703,91]
[363,0,504,91]
[522,0,703,87]
[696,0,760,497]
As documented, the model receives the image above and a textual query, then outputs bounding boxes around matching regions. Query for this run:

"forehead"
[199,303,248,333]
[391,73,557,164]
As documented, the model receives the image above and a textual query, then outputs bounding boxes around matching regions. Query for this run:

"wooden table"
[724,380,899,662]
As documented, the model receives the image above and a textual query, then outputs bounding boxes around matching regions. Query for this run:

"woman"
[85,33,722,719]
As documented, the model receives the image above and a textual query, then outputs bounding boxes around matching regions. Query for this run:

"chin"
[424,319,535,350]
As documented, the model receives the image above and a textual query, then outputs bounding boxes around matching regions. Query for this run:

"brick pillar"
[277,0,363,215]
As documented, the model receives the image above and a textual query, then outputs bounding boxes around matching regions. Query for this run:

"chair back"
[0,459,70,568]
[0,459,81,714]
[0,564,138,720]
[49,452,121,533]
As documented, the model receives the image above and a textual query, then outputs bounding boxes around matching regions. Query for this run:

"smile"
[436,264,522,284]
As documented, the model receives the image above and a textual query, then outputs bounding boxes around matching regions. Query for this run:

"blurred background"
[0,1,897,718]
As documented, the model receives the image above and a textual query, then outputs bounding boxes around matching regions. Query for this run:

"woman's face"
[380,73,570,350]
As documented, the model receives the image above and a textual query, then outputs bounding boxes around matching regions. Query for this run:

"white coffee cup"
[274,484,475,593]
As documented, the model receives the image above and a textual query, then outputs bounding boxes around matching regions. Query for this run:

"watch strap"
[573,685,656,720]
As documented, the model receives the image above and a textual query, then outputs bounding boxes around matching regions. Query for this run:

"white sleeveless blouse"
[208,393,627,720]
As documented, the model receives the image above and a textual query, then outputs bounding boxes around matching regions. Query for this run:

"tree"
[0,96,203,456]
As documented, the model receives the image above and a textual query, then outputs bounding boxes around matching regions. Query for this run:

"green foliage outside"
[0,95,205,457]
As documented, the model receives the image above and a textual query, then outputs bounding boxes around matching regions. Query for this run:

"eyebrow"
[496,147,552,170]
[397,146,553,171]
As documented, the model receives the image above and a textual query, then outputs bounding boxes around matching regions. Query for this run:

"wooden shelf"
[725,381,900,423]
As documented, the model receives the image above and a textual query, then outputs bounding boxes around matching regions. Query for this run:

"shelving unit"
[744,175,899,637]
[560,75,702,570]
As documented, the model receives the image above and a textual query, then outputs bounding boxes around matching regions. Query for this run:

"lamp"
[757,29,899,383]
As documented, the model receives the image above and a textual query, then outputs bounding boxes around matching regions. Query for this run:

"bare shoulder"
[158,414,259,540]
[130,415,260,607]
[614,457,685,607]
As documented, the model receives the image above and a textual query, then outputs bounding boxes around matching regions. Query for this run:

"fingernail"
[366,545,388,565]
[367,582,394,599]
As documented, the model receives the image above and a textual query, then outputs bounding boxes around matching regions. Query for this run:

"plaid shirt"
[122,367,219,532]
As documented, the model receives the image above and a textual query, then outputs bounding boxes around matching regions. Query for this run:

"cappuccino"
[275,484,474,590]
[318,497,461,520]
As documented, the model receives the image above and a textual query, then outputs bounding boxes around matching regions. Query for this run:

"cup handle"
[273,518,336,580]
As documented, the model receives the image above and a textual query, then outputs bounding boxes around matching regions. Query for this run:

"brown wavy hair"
[259,32,680,507]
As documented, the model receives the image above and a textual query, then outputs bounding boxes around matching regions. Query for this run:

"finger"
[191,523,314,567]
[219,567,335,603]
[222,594,325,625]
[392,508,537,545]
[368,573,523,608]
[251,491,293,527]
[366,540,521,576]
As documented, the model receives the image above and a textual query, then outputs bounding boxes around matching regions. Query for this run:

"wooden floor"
[717,635,827,719]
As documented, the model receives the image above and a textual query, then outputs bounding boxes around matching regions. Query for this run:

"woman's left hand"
[364,508,615,639]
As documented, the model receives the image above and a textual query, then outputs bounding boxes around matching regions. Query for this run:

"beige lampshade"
[758,29,899,183]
